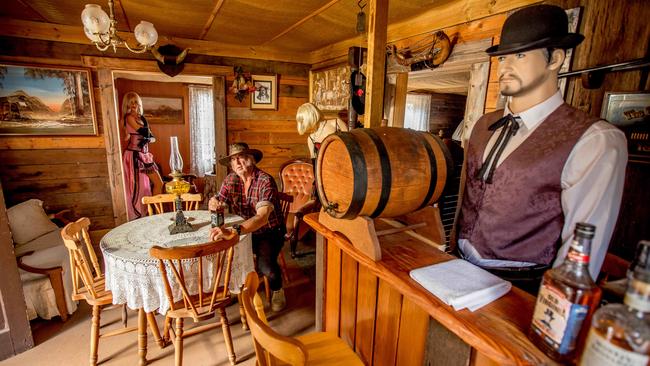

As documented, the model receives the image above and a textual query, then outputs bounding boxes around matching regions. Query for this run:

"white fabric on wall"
[189,85,215,177]
[404,93,431,132]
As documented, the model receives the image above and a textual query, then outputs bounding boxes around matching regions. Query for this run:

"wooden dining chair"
[150,234,240,366]
[61,217,138,366]
[242,272,364,366]
[142,193,202,216]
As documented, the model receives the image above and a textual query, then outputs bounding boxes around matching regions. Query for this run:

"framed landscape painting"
[141,96,184,124]
[0,64,97,135]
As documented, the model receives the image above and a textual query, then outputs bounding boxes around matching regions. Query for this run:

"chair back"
[277,192,293,223]
[60,217,103,300]
[150,235,239,321]
[242,272,308,366]
[279,159,314,213]
[142,193,202,215]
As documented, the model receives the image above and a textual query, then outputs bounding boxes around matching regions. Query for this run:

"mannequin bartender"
[455,5,627,293]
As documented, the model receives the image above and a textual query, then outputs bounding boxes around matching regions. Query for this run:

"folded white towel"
[409,259,512,311]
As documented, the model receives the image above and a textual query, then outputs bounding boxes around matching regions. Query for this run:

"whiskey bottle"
[579,240,650,366]
[210,205,224,228]
[529,222,602,363]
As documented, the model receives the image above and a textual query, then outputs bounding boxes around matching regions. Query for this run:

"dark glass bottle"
[210,205,224,228]
[579,240,650,366]
[528,222,602,363]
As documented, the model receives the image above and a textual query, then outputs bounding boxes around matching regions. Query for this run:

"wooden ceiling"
[0,0,535,64]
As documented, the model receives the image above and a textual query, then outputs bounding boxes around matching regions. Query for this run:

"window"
[188,85,214,177]
[404,93,431,131]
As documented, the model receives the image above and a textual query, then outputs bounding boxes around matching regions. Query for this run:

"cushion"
[7,199,59,246]
[13,230,64,257]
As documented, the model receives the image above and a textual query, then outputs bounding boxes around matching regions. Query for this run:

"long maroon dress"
[122,118,158,220]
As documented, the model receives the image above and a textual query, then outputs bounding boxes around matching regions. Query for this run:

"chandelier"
[81,0,158,53]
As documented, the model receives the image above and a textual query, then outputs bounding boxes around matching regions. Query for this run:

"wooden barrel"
[316,127,453,219]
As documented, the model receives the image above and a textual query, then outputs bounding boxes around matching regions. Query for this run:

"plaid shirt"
[217,167,283,234]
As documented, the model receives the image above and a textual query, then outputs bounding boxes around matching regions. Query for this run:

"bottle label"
[580,328,649,366]
[624,291,650,313]
[531,284,588,354]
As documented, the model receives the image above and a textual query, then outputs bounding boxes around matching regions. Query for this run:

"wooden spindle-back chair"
[61,218,138,366]
[149,234,239,366]
[142,193,202,216]
[241,272,364,366]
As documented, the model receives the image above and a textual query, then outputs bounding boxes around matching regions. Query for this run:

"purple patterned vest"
[458,104,597,265]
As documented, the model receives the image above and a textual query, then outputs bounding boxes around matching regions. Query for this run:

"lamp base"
[168,208,194,234]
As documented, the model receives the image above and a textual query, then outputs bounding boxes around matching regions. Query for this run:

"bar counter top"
[305,212,557,365]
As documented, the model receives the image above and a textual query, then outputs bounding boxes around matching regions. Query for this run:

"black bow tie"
[477,114,521,183]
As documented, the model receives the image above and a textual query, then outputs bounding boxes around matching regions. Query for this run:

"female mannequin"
[296,103,349,159]
[121,92,163,220]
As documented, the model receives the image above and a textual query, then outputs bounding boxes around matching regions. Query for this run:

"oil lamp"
[165,136,193,234]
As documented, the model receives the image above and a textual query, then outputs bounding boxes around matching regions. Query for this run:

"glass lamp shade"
[81,4,110,36]
[169,136,183,172]
[134,21,158,47]
[83,26,101,42]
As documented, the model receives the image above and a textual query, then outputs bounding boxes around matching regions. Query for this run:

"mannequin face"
[497,49,554,97]
[128,99,141,115]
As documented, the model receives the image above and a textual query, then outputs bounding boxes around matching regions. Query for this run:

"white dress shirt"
[459,91,628,278]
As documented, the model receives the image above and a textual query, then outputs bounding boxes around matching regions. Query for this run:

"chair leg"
[263,275,271,306]
[45,268,68,322]
[90,305,101,366]
[163,315,172,344]
[290,219,300,258]
[174,318,184,366]
[219,308,236,365]
[237,293,248,330]
[278,251,290,284]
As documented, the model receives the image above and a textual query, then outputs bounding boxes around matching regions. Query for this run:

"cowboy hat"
[218,142,263,166]
[486,5,584,56]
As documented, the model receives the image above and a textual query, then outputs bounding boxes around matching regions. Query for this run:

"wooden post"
[364,0,389,128]
[98,69,128,226]
[213,76,228,185]
[392,73,408,128]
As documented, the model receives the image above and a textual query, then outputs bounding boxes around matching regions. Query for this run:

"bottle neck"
[624,278,650,314]
[565,234,592,267]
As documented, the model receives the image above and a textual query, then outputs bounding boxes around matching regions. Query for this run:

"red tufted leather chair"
[279,159,316,258]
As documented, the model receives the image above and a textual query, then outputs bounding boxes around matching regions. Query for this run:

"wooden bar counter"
[304,213,556,366]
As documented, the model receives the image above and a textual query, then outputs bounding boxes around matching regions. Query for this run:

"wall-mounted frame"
[0,63,97,135]
[250,74,277,110]
[140,96,184,124]
[558,6,582,98]
[601,92,649,127]
[309,64,351,112]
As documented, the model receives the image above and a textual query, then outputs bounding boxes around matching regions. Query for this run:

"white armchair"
[7,199,77,321]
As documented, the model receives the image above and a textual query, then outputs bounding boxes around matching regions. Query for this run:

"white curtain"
[404,93,431,131]
[189,85,215,177]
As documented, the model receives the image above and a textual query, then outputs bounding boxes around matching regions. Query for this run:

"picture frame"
[140,96,184,124]
[250,74,277,110]
[309,63,351,112]
[558,7,582,98]
[600,92,650,127]
[0,63,97,135]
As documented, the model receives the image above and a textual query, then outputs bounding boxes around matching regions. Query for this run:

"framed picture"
[558,7,582,97]
[140,96,184,124]
[310,64,351,111]
[250,74,277,110]
[600,92,650,127]
[0,64,97,135]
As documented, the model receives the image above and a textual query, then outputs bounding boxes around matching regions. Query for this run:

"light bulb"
[134,21,158,47]
[81,4,110,35]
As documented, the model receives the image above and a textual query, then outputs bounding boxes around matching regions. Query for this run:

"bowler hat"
[218,142,263,166]
[486,5,584,56]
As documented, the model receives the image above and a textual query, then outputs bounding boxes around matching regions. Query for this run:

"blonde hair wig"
[296,103,323,135]
[121,92,143,120]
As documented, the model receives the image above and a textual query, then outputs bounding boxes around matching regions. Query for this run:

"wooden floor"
[2,243,316,366]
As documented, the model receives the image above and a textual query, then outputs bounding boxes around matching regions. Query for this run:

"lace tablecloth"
[100,211,253,313]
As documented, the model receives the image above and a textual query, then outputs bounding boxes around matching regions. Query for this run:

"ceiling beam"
[0,17,310,64]
[308,0,541,64]
[16,0,47,22]
[113,0,131,31]
[199,0,226,40]
[263,0,341,45]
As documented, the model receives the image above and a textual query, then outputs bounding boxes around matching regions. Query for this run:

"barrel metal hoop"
[431,133,455,197]
[416,132,437,210]
[338,132,367,219]
[361,129,392,218]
